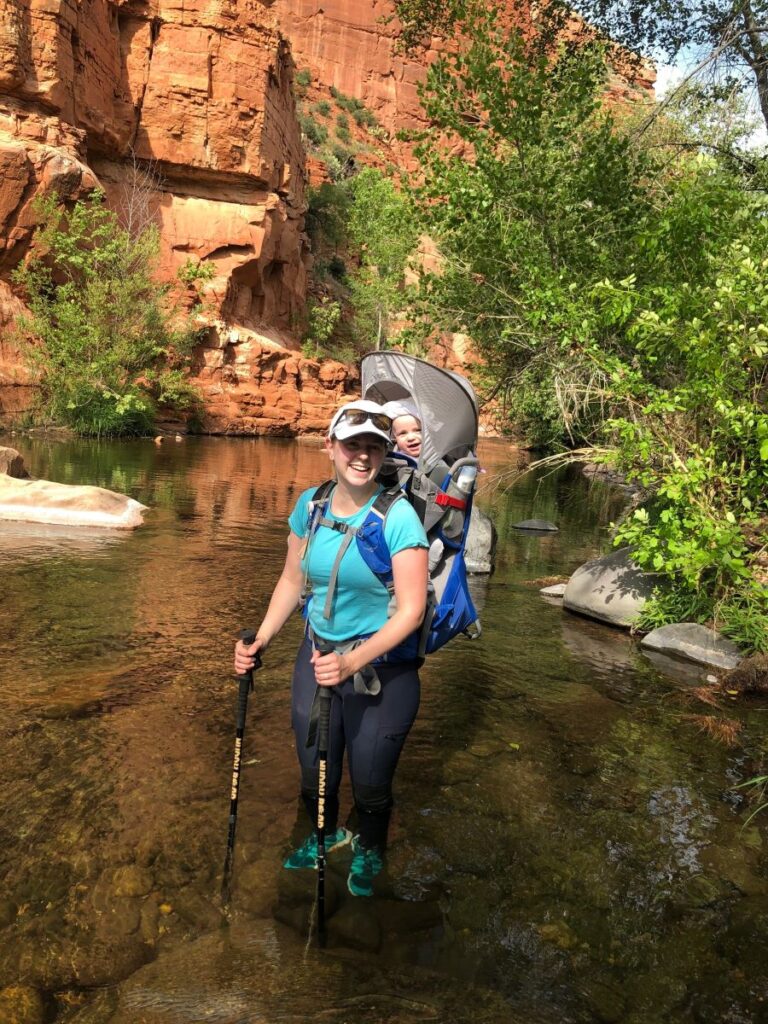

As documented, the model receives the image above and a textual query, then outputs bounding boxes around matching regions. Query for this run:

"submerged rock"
[0,478,147,529]
[540,583,566,598]
[0,984,45,1024]
[563,547,656,627]
[640,624,741,671]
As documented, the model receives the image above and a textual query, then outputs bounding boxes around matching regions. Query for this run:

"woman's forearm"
[257,573,303,645]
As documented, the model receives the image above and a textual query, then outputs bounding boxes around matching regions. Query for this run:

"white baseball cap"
[328,400,393,446]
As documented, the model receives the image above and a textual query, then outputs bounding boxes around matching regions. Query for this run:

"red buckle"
[435,492,466,510]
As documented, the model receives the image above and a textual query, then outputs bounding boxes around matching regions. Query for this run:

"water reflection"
[0,435,765,1023]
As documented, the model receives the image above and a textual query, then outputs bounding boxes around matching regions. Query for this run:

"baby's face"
[392,415,422,458]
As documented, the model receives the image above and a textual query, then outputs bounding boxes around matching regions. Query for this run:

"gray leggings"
[291,637,420,850]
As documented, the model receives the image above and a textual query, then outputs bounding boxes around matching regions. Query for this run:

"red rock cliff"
[0,0,361,432]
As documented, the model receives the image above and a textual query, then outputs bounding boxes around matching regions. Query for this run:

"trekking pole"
[221,628,261,909]
[316,686,333,947]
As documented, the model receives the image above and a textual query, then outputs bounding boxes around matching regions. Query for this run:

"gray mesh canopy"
[361,351,478,469]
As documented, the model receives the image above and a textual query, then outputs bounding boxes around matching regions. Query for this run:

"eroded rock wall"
[0,0,339,431]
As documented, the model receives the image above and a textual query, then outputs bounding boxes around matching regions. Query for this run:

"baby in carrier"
[385,399,423,461]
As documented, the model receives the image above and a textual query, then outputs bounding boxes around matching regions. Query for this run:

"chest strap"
[315,515,359,621]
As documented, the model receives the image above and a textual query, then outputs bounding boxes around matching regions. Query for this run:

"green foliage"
[299,112,328,146]
[302,298,342,358]
[313,100,332,117]
[305,181,353,249]
[336,112,349,130]
[347,168,419,349]
[336,124,352,144]
[177,257,215,286]
[13,191,201,437]
[405,0,768,649]
[329,87,367,115]
[295,68,312,87]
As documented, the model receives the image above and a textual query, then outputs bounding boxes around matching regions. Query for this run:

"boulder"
[0,478,147,529]
[0,446,29,478]
[464,505,497,574]
[512,518,558,532]
[540,583,566,598]
[563,547,656,627]
[640,623,741,671]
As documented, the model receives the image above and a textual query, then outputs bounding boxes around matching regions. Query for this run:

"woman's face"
[327,434,387,490]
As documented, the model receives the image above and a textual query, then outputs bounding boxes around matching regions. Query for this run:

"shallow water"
[1,435,767,1024]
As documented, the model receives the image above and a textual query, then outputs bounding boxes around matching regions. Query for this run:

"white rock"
[563,547,657,628]
[0,477,148,529]
[640,623,741,671]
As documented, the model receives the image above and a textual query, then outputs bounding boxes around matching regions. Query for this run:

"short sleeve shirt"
[289,484,428,643]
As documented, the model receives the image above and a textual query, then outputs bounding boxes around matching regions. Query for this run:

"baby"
[385,400,423,461]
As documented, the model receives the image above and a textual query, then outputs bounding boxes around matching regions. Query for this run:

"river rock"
[512,519,558,532]
[0,984,45,1024]
[640,624,741,671]
[0,447,29,479]
[540,583,566,598]
[563,547,656,627]
[465,505,497,574]
[0,478,147,529]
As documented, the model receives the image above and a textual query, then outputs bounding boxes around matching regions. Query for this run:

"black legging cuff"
[355,807,391,851]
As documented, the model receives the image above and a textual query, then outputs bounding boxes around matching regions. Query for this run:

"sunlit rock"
[0,477,147,529]
[564,547,656,627]
[640,623,741,671]
[0,446,29,478]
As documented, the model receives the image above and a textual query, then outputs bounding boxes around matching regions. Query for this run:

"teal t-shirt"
[289,484,428,643]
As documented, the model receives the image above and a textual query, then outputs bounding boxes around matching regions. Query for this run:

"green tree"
[346,168,419,349]
[405,3,768,647]
[13,191,201,436]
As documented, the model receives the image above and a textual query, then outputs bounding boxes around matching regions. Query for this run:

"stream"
[0,434,766,1024]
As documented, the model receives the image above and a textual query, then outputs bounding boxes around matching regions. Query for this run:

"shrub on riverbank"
[13,192,203,437]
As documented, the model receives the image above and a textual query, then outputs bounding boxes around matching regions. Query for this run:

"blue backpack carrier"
[302,449,482,663]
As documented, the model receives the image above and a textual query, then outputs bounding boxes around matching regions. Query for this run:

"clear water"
[0,435,766,1024]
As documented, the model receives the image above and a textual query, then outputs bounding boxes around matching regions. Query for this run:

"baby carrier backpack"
[302,351,482,662]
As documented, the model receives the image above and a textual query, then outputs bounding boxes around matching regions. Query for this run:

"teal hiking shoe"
[283,827,352,870]
[347,836,383,897]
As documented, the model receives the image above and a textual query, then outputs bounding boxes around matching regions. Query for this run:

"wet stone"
[171,891,225,933]
[331,903,382,951]
[112,864,154,898]
[94,897,141,941]
[513,519,559,531]
[0,900,18,928]
[235,857,280,917]
[579,975,627,1023]
[0,984,46,1024]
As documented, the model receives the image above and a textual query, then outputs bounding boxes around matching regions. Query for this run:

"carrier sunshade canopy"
[361,351,479,469]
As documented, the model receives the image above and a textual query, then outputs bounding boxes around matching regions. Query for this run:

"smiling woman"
[234,399,429,899]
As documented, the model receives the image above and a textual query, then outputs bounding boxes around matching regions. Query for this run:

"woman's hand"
[311,648,348,687]
[234,634,267,675]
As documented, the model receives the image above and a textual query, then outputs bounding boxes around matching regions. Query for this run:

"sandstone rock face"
[193,328,358,435]
[0,0,311,430]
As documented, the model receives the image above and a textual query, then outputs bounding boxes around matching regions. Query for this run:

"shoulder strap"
[301,480,335,609]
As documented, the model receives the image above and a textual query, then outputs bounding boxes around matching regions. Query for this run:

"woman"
[234,399,428,897]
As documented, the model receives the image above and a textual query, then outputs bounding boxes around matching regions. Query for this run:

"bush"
[295,68,312,87]
[13,191,201,437]
[299,113,328,146]
[336,124,352,144]
[336,112,349,130]
[314,100,332,117]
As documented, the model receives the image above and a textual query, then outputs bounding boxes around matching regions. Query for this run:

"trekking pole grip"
[235,628,261,727]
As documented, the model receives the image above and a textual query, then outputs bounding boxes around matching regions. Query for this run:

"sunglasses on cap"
[335,408,392,432]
